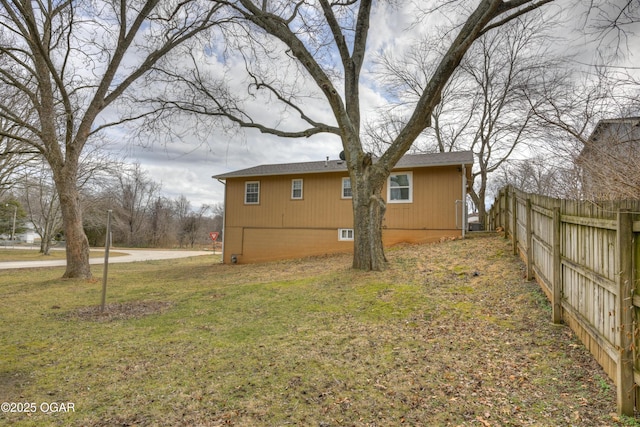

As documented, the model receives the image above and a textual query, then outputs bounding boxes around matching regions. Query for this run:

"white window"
[245,181,260,204]
[291,179,303,199]
[388,172,413,203]
[338,228,354,241]
[342,177,352,199]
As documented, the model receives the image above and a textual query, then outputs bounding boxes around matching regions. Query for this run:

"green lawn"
[0,236,629,426]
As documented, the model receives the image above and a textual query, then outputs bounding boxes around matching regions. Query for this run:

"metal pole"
[10,204,16,242]
[461,164,467,238]
[100,210,112,313]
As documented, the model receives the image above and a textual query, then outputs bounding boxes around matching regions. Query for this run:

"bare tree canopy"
[147,0,556,270]
[0,0,223,278]
[373,12,563,225]
[584,0,640,55]
[0,85,39,195]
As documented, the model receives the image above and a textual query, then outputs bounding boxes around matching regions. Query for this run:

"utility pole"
[10,204,16,241]
[100,210,113,313]
[5,203,17,242]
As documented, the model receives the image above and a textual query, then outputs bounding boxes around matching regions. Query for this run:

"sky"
[112,129,343,209]
[102,1,639,211]
[104,2,408,209]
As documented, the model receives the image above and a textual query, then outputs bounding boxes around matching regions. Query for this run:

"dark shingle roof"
[213,151,473,179]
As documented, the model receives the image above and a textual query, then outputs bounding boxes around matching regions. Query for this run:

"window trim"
[338,228,354,241]
[387,171,413,203]
[291,178,303,200]
[244,181,260,205]
[341,177,352,199]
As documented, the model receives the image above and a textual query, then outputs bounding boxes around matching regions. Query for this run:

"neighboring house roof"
[579,117,640,163]
[579,117,640,200]
[586,117,640,145]
[213,151,474,179]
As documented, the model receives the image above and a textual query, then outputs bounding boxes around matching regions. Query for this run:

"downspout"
[461,164,467,239]
[217,178,227,263]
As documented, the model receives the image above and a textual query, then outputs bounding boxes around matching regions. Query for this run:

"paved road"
[0,248,214,270]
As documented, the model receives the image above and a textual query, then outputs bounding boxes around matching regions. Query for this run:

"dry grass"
[0,234,633,426]
[0,249,127,262]
[0,248,69,261]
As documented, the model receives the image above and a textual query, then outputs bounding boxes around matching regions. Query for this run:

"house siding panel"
[225,173,353,230]
[383,166,461,230]
[220,161,467,264]
[240,228,352,264]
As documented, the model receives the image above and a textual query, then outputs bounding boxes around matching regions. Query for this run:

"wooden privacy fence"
[488,186,640,416]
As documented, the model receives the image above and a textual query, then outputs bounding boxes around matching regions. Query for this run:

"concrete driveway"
[0,248,214,270]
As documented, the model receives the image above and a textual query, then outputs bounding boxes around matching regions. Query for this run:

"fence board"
[488,186,640,417]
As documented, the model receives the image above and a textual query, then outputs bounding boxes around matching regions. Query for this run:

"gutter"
[461,164,467,239]
[216,178,227,263]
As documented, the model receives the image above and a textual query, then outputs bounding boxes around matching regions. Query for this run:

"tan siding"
[224,227,462,264]
[222,227,244,264]
[383,166,462,230]
[283,174,353,228]
[225,173,353,230]
[239,228,352,264]
[222,165,466,264]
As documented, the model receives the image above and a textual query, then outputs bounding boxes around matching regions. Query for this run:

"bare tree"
[181,204,211,248]
[491,155,582,199]
[0,132,28,196]
[210,202,224,239]
[174,195,192,248]
[520,0,640,200]
[111,163,162,247]
[376,13,560,226]
[584,0,640,56]
[0,1,223,278]
[456,16,558,225]
[148,0,555,270]
[19,164,63,254]
[149,196,176,248]
[0,89,38,196]
[524,64,639,197]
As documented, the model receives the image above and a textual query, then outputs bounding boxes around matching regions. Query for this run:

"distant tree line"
[0,159,222,252]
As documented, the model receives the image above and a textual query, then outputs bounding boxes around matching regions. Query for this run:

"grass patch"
[0,237,628,426]
[0,249,127,262]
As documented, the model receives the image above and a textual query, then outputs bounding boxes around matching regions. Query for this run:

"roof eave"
[213,152,474,180]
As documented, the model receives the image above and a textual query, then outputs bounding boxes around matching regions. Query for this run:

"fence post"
[498,188,507,231]
[502,188,508,239]
[616,209,634,416]
[512,193,518,255]
[525,198,533,280]
[552,207,562,324]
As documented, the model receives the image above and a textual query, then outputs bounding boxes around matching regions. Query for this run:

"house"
[0,221,39,244]
[579,117,640,200]
[213,151,473,264]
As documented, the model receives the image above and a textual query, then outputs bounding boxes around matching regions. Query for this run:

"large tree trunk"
[350,159,388,271]
[469,174,487,229]
[40,229,52,255]
[56,170,92,279]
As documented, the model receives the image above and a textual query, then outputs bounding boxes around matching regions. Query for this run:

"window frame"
[341,177,352,199]
[338,228,354,241]
[291,178,303,200]
[387,171,413,203]
[244,181,260,205]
